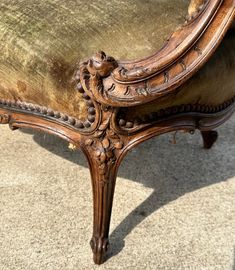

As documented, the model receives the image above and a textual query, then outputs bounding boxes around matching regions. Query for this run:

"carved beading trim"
[0,94,96,131]
[117,96,235,132]
[0,68,100,132]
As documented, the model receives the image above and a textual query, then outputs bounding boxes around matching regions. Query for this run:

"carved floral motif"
[84,109,124,186]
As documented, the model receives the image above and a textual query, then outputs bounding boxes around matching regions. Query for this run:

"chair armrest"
[80,0,235,107]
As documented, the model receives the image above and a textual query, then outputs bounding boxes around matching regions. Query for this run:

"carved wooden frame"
[0,0,234,265]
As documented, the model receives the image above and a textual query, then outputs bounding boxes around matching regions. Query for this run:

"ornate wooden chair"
[0,0,234,265]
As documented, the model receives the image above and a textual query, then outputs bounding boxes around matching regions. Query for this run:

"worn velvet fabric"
[0,0,190,119]
[0,1,233,121]
[125,30,235,120]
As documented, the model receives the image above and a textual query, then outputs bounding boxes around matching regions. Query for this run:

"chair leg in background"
[201,130,218,149]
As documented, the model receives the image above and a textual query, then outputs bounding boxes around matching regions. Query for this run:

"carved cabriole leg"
[200,130,218,149]
[82,148,118,264]
[80,108,126,264]
[78,49,235,264]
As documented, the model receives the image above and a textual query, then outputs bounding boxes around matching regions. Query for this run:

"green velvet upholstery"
[0,1,234,122]
[0,0,190,119]
[124,30,235,121]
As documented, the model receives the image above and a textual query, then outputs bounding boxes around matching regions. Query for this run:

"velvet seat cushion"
[0,0,191,120]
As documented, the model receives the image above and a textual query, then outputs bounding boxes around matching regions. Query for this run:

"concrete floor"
[0,116,234,270]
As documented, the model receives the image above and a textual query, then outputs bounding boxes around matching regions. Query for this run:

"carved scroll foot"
[90,236,110,264]
[89,167,115,265]
[201,130,218,149]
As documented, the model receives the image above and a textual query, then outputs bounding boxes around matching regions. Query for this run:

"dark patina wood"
[0,0,234,265]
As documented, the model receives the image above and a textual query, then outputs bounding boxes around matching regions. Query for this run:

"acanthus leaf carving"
[80,52,154,106]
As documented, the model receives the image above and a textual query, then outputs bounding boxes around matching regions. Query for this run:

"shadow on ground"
[20,117,235,260]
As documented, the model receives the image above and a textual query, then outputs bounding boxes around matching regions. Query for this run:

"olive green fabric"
[126,30,235,120]
[0,0,190,119]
